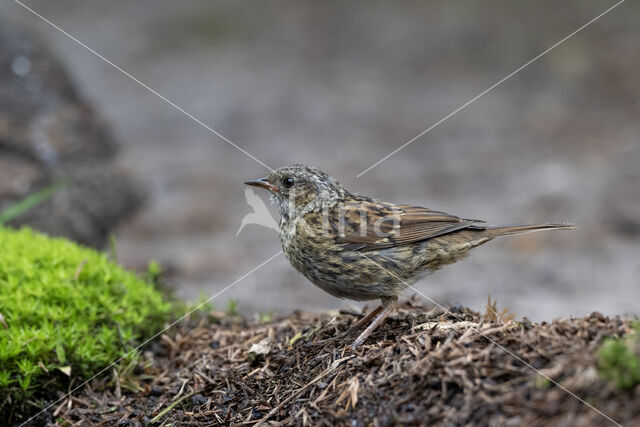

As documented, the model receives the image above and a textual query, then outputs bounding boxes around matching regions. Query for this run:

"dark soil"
[29,299,639,426]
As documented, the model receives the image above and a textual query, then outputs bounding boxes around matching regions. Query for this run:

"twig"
[256,356,354,425]
[149,379,191,424]
[52,398,68,417]
[112,367,121,399]
[73,259,87,280]
[339,309,363,318]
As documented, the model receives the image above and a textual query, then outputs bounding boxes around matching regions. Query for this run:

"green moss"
[0,226,172,417]
[225,299,239,317]
[598,322,640,390]
[534,375,551,390]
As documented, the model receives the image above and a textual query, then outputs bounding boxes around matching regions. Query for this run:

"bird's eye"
[282,177,295,188]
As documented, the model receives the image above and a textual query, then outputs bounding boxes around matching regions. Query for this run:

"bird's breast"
[280,214,329,258]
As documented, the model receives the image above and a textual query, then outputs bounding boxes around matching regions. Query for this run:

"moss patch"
[0,227,171,420]
[599,321,640,390]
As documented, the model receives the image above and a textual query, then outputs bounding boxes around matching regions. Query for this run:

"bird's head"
[245,164,346,218]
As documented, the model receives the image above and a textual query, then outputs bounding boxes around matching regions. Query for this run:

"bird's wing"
[335,200,485,251]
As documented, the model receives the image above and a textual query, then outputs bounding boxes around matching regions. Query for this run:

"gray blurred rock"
[0,22,144,247]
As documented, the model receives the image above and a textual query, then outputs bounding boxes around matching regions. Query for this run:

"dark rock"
[191,393,208,406]
[0,21,144,247]
[250,407,263,420]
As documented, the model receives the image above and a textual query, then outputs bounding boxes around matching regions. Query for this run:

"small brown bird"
[245,164,575,348]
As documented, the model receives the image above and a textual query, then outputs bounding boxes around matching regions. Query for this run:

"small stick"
[338,309,363,318]
[73,259,87,280]
[149,380,197,425]
[256,356,354,425]
[112,368,121,399]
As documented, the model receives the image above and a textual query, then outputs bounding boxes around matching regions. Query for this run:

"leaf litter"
[35,297,639,426]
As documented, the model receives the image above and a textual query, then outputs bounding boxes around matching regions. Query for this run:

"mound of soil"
[34,299,638,426]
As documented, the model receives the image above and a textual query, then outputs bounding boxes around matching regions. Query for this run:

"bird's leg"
[351,297,397,349]
[351,305,393,349]
[314,305,384,345]
[344,305,383,337]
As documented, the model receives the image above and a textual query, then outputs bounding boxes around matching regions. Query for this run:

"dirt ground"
[28,299,639,426]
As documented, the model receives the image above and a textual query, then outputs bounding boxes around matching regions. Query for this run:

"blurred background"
[1,0,638,321]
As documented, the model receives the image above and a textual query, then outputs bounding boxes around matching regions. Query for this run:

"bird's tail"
[483,223,576,238]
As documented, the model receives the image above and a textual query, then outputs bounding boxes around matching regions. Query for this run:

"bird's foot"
[350,304,394,349]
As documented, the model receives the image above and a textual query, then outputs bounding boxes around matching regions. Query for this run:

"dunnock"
[246,164,574,347]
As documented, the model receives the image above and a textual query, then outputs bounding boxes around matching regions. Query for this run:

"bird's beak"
[244,176,279,192]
